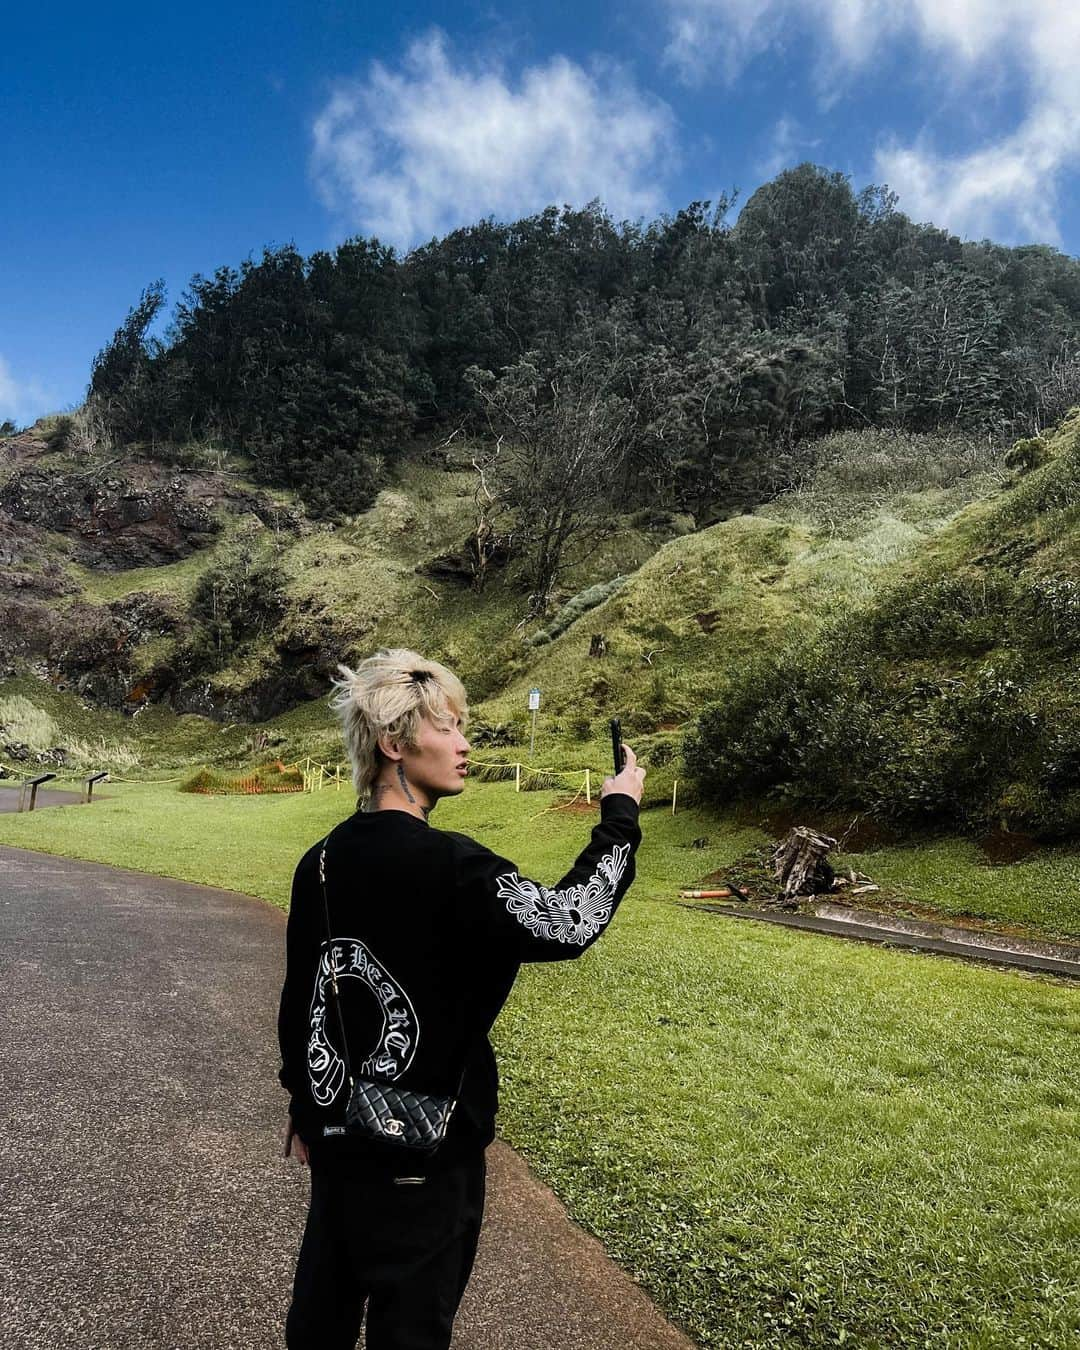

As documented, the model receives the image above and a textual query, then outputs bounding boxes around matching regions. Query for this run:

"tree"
[468,351,637,615]
[88,280,167,445]
[731,165,862,323]
[855,264,1005,427]
[629,333,835,518]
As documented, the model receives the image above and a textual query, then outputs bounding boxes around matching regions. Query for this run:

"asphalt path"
[0,785,88,812]
[0,845,695,1350]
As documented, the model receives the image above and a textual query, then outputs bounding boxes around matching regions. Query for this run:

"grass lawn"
[841,836,1080,942]
[0,782,1078,1346]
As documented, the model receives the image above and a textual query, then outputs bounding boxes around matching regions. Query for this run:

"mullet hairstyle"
[330,648,469,803]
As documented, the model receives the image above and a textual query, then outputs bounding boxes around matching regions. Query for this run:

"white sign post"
[528,688,540,758]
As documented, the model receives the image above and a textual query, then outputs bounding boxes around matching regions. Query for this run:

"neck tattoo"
[396,763,417,804]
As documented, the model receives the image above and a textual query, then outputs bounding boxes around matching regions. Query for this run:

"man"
[278,648,644,1349]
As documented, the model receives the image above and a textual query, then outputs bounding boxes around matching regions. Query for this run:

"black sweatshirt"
[277,792,642,1173]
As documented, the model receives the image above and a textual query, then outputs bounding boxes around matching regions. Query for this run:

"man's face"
[400,713,471,805]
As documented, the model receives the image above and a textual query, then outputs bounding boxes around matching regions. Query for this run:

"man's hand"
[601,742,645,804]
[284,1115,309,1166]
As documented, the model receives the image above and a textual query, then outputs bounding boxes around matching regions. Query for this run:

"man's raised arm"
[452,746,644,962]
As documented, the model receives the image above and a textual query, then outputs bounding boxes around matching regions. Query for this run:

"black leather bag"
[345,1078,457,1152]
[318,831,461,1154]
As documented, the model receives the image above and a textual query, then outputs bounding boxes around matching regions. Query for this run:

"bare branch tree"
[467,354,636,615]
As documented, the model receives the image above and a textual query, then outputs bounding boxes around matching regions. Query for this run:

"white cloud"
[311,31,677,248]
[662,0,1080,243]
[875,111,1073,245]
[759,116,822,179]
[0,355,55,428]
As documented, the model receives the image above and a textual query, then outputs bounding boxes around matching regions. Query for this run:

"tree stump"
[772,827,837,899]
[589,633,606,658]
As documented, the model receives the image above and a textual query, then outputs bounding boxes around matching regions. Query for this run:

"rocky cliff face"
[1,468,220,568]
[0,432,306,713]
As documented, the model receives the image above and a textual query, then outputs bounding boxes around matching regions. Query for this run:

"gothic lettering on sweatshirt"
[307,937,419,1105]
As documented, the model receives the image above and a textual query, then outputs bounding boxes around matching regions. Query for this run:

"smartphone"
[610,718,624,775]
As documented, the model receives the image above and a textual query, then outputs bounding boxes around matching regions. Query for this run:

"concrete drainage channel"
[681,900,1080,980]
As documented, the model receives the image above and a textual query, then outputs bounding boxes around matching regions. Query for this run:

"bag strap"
[319,831,356,1097]
[318,828,469,1101]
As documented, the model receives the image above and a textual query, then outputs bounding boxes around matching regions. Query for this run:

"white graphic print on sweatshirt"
[495,842,631,945]
[308,938,419,1106]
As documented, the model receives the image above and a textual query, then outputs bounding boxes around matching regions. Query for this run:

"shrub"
[805,428,1005,496]
[180,761,304,794]
[468,721,517,748]
[686,612,1080,838]
[176,551,287,676]
[867,569,1018,656]
[65,736,140,771]
[1027,577,1080,650]
[44,414,76,453]
[467,760,519,784]
[1005,435,1048,473]
[568,713,592,742]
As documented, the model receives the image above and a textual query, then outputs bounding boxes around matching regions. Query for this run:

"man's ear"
[377,732,402,763]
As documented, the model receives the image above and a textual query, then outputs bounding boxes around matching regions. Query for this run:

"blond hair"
[331,648,469,802]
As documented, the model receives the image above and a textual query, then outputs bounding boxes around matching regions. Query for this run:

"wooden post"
[672,779,678,815]
[335,766,341,791]
[515,762,521,793]
[585,768,591,804]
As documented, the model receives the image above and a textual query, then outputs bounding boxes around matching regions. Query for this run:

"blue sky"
[3,0,1079,424]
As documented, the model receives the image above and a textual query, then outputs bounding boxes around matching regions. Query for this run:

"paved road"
[0,846,695,1350]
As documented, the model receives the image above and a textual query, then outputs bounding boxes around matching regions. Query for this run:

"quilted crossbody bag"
[318,832,464,1153]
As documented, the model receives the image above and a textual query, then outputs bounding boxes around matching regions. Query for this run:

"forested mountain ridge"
[84,164,1080,611]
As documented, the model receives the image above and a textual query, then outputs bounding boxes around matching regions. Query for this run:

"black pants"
[285,1153,486,1350]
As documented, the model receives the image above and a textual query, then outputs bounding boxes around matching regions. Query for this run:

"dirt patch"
[734,804,901,852]
[977,829,1043,865]
[553,796,600,814]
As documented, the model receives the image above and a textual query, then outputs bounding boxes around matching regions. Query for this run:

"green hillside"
[687,411,1080,837]
[1,423,1010,782]
[479,431,1006,731]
